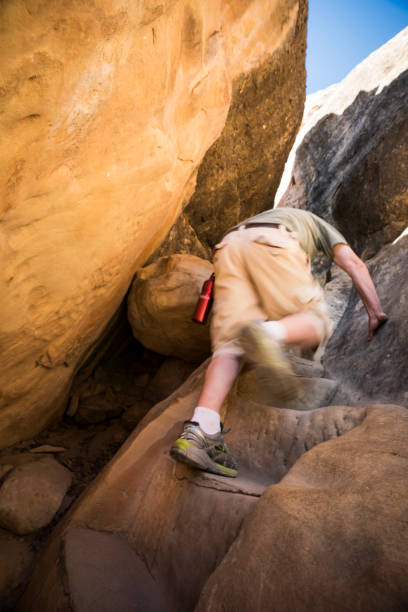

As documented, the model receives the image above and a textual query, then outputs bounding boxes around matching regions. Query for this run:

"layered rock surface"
[0,0,307,447]
[276,26,408,259]
[19,363,369,612]
[197,405,408,612]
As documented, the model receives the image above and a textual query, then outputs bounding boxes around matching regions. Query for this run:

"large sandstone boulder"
[152,0,308,258]
[276,26,408,259]
[20,359,380,612]
[0,0,307,447]
[128,254,213,361]
[196,405,408,612]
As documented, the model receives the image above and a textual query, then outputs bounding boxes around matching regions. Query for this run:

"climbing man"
[170,206,388,477]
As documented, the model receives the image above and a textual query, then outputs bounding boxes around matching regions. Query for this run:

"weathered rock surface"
[128,254,213,361]
[323,265,353,329]
[0,457,72,535]
[144,357,197,403]
[277,26,408,259]
[324,234,408,406]
[150,0,308,257]
[121,399,153,430]
[74,386,123,425]
[0,528,33,611]
[20,361,368,611]
[196,405,408,612]
[63,528,171,612]
[0,0,307,447]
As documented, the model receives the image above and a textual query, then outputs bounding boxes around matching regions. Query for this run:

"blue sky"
[306,0,408,93]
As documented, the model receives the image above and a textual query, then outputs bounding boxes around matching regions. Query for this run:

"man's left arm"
[333,243,388,340]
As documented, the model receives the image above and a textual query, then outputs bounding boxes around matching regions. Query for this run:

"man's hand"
[333,244,388,341]
[368,311,388,341]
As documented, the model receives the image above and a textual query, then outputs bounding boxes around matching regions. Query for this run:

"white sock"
[261,320,287,344]
[192,406,221,434]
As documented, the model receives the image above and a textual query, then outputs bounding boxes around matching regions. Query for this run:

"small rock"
[134,373,150,388]
[86,422,129,461]
[127,255,213,362]
[122,400,153,429]
[144,357,196,403]
[66,393,80,417]
[0,457,72,535]
[30,445,67,454]
[75,391,123,425]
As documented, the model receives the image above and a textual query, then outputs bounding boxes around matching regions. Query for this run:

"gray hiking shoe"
[171,421,238,478]
[240,321,300,402]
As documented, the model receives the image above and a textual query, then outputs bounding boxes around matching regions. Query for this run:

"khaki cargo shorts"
[211,226,332,357]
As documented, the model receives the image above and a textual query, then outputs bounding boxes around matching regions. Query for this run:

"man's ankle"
[191,406,221,434]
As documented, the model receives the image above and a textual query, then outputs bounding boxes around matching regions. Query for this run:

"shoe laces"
[182,420,231,437]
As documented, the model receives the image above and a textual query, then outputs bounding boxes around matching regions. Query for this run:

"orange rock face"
[0,0,306,447]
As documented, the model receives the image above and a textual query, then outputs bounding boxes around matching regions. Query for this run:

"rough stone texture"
[149,211,212,261]
[276,27,408,259]
[20,361,367,612]
[0,528,34,611]
[324,235,408,406]
[0,0,307,448]
[63,528,171,612]
[74,386,123,425]
[0,457,72,535]
[121,400,153,430]
[128,254,213,361]
[323,265,353,329]
[196,405,408,612]
[152,0,308,256]
[143,357,197,403]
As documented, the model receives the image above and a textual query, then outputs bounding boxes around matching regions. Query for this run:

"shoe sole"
[170,442,238,478]
[240,322,300,402]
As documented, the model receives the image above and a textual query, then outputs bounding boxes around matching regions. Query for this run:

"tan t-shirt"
[235,207,348,259]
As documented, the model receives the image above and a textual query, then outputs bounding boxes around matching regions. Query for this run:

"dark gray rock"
[279,28,408,259]
[324,235,408,405]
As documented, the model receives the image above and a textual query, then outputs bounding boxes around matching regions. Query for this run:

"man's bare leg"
[278,313,322,348]
[170,319,316,476]
[171,352,240,477]
[195,314,319,417]
[196,354,241,416]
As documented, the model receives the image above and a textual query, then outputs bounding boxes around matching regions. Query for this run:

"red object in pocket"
[192,274,215,324]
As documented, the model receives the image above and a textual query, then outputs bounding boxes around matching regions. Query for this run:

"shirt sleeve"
[310,212,348,258]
